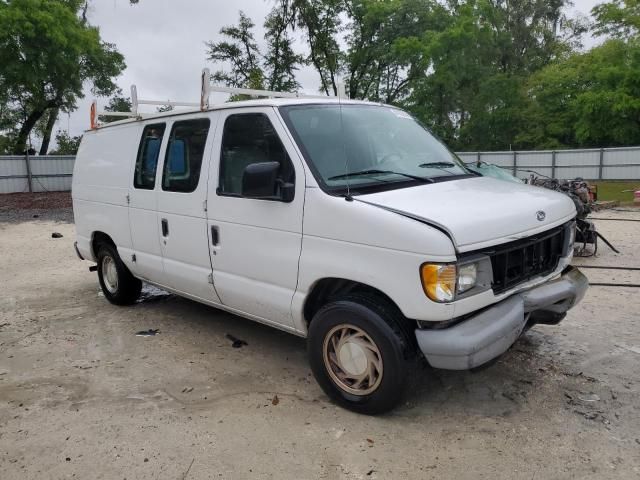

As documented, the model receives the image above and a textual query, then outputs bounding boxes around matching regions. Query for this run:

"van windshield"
[279,104,472,194]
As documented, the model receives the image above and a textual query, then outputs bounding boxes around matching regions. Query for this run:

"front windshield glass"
[280,104,471,193]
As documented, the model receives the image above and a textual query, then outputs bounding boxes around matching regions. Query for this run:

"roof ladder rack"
[91,68,348,129]
[90,85,201,129]
[199,68,347,109]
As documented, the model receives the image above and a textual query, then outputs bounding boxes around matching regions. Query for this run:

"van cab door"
[155,114,221,303]
[206,108,304,329]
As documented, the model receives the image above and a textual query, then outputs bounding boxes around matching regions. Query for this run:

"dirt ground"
[1,199,639,479]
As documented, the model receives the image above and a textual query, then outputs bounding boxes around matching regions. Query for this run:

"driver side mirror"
[241,161,294,202]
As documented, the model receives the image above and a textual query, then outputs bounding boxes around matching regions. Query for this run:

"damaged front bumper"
[415,266,588,370]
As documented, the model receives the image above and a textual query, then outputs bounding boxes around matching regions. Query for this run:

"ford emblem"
[536,210,546,221]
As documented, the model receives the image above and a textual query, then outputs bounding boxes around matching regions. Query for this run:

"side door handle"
[211,225,219,245]
[161,218,169,237]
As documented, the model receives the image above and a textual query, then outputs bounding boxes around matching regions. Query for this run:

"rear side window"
[162,118,210,193]
[218,113,294,196]
[134,124,165,189]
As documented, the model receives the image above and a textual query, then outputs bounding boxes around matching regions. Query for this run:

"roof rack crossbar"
[90,68,350,129]
[95,111,138,118]
[200,68,347,108]
[137,99,200,107]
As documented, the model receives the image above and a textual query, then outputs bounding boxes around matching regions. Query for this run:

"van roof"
[90,97,387,131]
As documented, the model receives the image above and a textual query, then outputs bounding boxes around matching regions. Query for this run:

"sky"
[57,0,603,141]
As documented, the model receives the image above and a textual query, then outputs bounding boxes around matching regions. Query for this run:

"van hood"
[357,176,576,251]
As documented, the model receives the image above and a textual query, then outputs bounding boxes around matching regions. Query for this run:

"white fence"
[0,155,75,193]
[1,147,639,194]
[457,146,640,181]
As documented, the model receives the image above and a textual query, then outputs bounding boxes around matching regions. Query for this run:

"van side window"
[162,118,211,193]
[218,113,294,196]
[134,124,165,189]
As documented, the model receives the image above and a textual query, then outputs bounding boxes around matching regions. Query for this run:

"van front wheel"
[308,294,413,414]
[96,244,141,305]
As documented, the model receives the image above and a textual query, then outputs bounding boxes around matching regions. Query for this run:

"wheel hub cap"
[102,256,118,294]
[323,324,383,396]
[338,342,368,376]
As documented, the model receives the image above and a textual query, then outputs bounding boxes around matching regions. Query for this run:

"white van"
[73,88,587,413]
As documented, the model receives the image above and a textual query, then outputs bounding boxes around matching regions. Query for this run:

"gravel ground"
[0,192,73,223]
[0,197,639,479]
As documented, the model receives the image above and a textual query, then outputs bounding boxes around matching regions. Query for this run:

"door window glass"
[218,113,294,196]
[134,124,165,189]
[162,118,211,193]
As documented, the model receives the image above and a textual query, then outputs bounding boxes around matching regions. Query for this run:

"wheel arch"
[91,231,116,259]
[303,277,412,329]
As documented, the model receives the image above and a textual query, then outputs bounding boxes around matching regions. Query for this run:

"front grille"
[483,225,566,294]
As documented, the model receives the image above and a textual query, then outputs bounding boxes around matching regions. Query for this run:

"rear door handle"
[161,218,169,237]
[211,226,219,245]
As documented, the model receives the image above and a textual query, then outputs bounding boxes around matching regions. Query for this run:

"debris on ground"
[136,284,172,303]
[272,395,279,405]
[182,387,193,393]
[51,232,63,238]
[136,329,160,337]
[225,333,248,348]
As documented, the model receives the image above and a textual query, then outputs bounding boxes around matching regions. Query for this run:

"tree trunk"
[39,108,59,155]
[13,100,57,154]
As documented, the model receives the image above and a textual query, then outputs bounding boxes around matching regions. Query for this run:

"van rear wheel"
[308,294,414,414]
[96,244,141,305]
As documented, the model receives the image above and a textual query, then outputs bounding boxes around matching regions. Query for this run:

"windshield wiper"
[418,161,456,168]
[328,169,434,183]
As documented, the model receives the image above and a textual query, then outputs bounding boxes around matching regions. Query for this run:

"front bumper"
[415,266,588,370]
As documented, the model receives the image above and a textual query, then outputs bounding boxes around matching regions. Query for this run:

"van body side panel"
[72,126,139,262]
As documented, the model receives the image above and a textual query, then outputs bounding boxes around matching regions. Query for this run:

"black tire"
[307,294,416,415]
[96,243,142,305]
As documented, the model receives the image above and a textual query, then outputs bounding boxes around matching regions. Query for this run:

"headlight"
[420,264,456,302]
[457,263,477,293]
[420,262,479,302]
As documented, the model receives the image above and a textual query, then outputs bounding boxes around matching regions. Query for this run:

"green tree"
[49,130,82,155]
[593,0,640,38]
[0,0,125,154]
[407,0,581,149]
[264,3,304,92]
[206,10,302,96]
[516,1,640,149]
[99,92,133,123]
[206,12,264,90]
[519,39,640,148]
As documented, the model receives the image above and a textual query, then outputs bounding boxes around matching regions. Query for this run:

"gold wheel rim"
[322,324,383,396]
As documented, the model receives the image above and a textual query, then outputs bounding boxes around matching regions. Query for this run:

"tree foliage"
[99,92,133,123]
[49,130,81,155]
[206,10,303,95]
[204,0,590,150]
[0,0,125,153]
[592,0,640,38]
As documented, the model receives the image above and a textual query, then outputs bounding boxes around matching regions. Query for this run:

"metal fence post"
[551,150,556,179]
[24,152,33,193]
[598,148,604,180]
[476,151,481,166]
[513,151,517,176]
